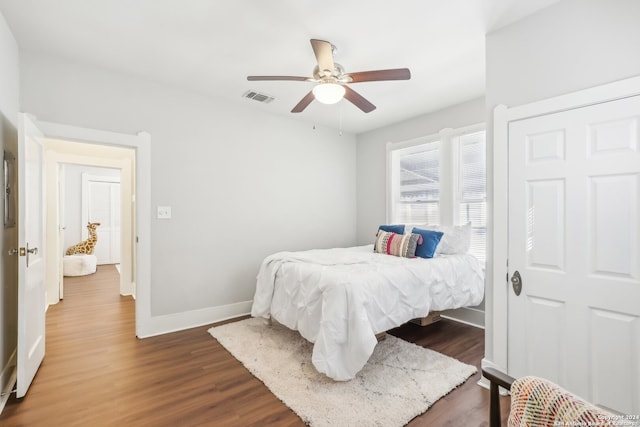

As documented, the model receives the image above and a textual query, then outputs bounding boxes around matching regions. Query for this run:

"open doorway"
[44,138,136,305]
[61,165,123,291]
[11,116,152,400]
[31,118,152,339]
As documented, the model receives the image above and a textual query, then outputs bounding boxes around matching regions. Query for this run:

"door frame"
[485,74,640,373]
[37,120,151,338]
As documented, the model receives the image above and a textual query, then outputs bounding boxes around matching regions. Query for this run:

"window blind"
[458,131,486,264]
[392,141,440,224]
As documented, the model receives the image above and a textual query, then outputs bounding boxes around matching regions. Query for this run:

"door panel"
[589,174,638,278]
[508,95,640,414]
[526,179,565,270]
[90,180,111,264]
[17,113,46,398]
[589,307,639,412]
[525,296,565,382]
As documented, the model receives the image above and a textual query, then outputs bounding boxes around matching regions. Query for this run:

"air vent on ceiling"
[242,90,275,104]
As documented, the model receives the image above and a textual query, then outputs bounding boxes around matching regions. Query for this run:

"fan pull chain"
[338,102,343,136]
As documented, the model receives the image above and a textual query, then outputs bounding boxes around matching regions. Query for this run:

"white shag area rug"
[208,317,477,427]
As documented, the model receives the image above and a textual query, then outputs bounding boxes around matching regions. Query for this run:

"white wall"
[20,52,357,324]
[62,164,120,252]
[484,0,640,367]
[355,97,485,244]
[0,9,19,409]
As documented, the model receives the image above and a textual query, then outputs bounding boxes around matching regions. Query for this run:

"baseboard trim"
[0,350,17,415]
[441,306,485,329]
[478,357,509,395]
[137,300,253,338]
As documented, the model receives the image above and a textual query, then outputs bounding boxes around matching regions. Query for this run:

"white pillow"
[406,223,471,255]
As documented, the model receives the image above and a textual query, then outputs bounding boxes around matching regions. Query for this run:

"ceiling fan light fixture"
[312,82,345,104]
[247,39,410,113]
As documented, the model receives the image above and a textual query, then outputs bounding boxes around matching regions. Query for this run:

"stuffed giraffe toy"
[66,222,101,256]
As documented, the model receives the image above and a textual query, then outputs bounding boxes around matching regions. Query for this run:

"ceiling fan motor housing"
[313,63,351,83]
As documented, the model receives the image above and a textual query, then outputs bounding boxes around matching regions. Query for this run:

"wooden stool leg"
[490,381,501,427]
[482,367,514,427]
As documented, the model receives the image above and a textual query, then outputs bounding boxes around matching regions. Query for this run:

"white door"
[82,174,120,265]
[16,113,46,398]
[508,95,640,414]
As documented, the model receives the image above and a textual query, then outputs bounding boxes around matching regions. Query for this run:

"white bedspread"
[251,245,484,381]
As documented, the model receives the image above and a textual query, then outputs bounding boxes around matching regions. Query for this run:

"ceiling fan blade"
[291,91,315,113]
[247,76,310,81]
[310,39,335,76]
[348,68,411,83]
[343,86,376,113]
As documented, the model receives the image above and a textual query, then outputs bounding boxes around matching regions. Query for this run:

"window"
[389,141,440,225]
[457,131,486,264]
[387,126,486,265]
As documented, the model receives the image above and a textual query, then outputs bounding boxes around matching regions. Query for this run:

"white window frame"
[386,134,441,225]
[386,123,486,253]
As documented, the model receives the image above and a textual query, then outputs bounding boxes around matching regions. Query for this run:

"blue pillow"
[411,228,444,259]
[378,224,405,234]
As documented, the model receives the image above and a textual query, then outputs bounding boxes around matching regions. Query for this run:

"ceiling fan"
[247,39,411,114]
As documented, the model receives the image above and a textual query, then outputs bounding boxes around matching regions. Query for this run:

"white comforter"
[251,245,484,381]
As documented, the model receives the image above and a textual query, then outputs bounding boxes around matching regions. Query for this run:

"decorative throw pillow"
[378,224,405,234]
[373,224,405,251]
[410,228,444,259]
[407,223,471,255]
[374,231,420,258]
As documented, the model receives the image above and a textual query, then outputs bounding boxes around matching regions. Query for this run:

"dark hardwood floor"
[1,265,509,426]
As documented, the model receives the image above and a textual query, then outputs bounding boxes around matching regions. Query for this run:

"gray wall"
[484,0,640,363]
[0,10,19,402]
[20,52,358,319]
[355,97,485,245]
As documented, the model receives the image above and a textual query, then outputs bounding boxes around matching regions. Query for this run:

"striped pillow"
[508,376,615,427]
[374,231,420,258]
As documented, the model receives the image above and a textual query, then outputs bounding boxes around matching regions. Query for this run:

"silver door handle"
[26,243,38,268]
[511,271,522,296]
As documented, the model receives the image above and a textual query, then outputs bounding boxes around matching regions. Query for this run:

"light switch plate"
[157,206,171,219]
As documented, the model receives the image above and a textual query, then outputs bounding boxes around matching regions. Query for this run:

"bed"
[251,227,484,381]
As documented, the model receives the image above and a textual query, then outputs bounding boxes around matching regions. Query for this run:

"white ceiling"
[0,0,559,134]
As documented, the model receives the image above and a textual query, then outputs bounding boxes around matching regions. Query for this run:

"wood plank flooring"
[1,265,510,426]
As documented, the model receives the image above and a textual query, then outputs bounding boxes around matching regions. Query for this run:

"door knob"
[511,271,522,296]
[26,243,38,268]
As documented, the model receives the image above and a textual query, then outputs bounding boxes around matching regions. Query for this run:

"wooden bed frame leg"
[375,332,387,341]
[410,311,442,326]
